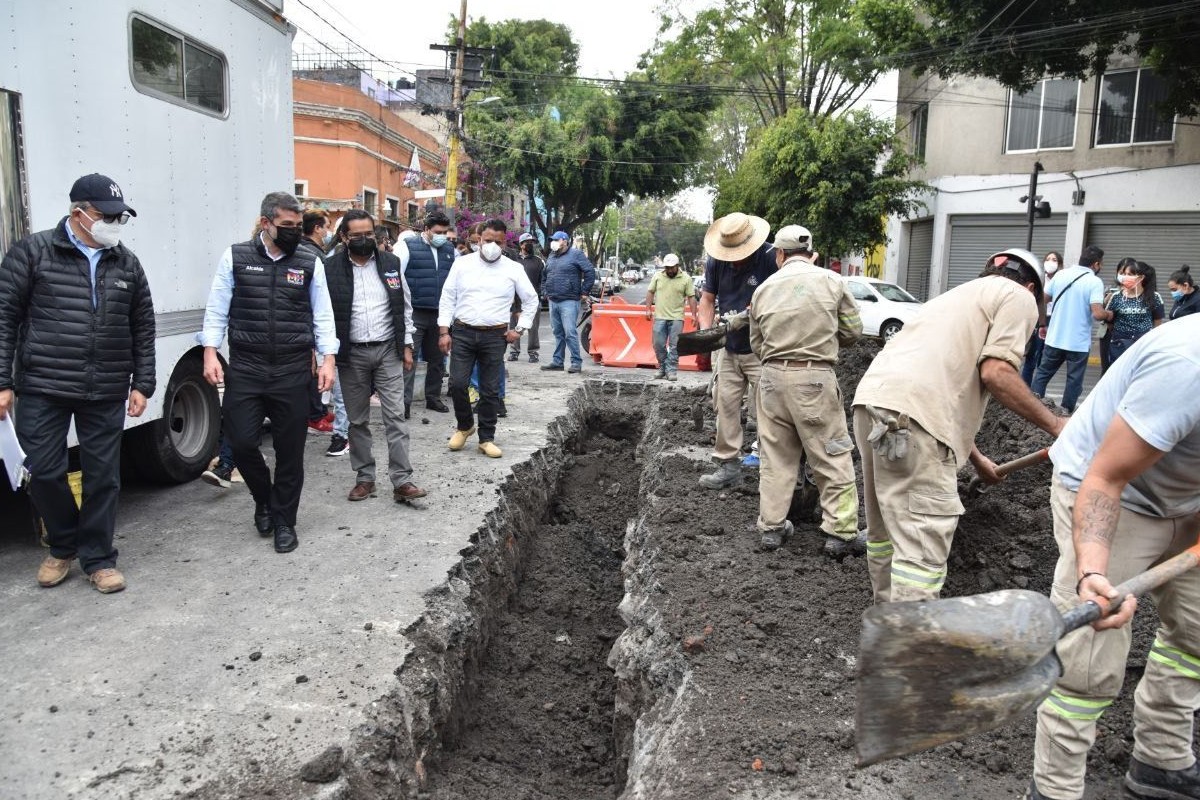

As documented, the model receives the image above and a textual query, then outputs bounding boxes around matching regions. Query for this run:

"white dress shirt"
[438,251,539,330]
[199,233,339,356]
[349,253,395,343]
[395,234,455,275]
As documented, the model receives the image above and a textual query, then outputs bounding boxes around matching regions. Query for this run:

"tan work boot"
[89,568,126,594]
[448,426,476,451]
[477,441,502,458]
[37,555,74,588]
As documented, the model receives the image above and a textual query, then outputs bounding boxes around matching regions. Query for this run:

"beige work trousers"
[852,405,964,604]
[756,363,858,538]
[1033,476,1200,799]
[711,350,761,462]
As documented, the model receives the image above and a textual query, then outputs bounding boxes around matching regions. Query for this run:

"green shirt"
[647,271,694,320]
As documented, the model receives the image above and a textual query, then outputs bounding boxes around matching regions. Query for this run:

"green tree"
[862,0,1200,117]
[714,108,928,258]
[454,17,579,110]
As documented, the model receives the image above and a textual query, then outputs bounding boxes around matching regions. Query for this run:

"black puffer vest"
[227,239,315,377]
[324,247,409,367]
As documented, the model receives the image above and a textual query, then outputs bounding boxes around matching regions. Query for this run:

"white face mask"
[550,240,563,252]
[322,231,334,246]
[480,241,502,262]
[85,215,122,248]
[470,243,480,253]
[1043,260,1058,274]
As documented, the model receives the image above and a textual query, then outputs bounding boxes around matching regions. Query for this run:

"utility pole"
[1022,161,1045,251]
[443,0,468,226]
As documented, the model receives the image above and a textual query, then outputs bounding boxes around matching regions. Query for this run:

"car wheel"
[880,320,904,341]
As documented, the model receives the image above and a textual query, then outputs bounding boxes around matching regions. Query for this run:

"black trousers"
[222,367,309,527]
[17,392,125,574]
[448,325,506,443]
[307,377,326,422]
[404,307,445,405]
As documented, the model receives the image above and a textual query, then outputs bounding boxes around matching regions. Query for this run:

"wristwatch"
[514,327,526,335]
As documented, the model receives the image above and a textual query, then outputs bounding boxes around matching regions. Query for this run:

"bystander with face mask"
[1167,265,1199,320]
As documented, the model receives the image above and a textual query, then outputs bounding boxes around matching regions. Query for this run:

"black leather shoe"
[426,397,449,413]
[253,503,274,537]
[1126,757,1200,799]
[404,402,411,420]
[497,400,508,418]
[274,524,299,554]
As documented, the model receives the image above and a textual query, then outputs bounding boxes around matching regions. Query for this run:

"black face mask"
[272,225,303,256]
[346,236,376,258]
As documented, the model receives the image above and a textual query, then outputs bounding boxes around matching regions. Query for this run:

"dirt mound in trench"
[620,341,1165,799]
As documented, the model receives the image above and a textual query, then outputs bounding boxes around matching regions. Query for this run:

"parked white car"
[840,276,923,341]
[692,274,707,300]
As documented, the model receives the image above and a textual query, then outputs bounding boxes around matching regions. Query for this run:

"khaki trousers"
[1033,476,1200,799]
[756,363,857,538]
[852,405,964,603]
[712,350,761,462]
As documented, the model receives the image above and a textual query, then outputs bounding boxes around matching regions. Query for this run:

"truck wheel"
[126,354,220,484]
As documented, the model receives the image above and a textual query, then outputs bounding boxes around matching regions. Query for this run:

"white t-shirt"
[1044,265,1104,352]
[1051,315,1200,518]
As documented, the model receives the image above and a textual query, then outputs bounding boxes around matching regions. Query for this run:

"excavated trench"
[325,355,1164,800]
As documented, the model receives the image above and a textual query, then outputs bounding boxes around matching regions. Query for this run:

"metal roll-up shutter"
[905,219,933,300]
[947,215,1068,292]
[1085,212,1200,272]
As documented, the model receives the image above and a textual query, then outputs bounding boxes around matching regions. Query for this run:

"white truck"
[0,0,295,483]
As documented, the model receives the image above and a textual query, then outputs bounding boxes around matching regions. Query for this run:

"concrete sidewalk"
[0,359,708,800]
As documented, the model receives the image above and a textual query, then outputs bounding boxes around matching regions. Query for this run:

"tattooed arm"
[1073,413,1168,630]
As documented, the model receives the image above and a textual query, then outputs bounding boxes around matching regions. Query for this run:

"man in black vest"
[508,233,545,363]
[0,173,156,594]
[324,210,426,504]
[399,210,456,417]
[200,192,338,554]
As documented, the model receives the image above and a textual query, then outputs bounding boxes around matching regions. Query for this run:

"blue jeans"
[331,370,348,437]
[652,318,684,373]
[1021,331,1044,386]
[548,299,581,367]
[1030,345,1089,412]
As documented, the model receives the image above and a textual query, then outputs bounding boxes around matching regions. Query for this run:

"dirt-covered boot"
[1125,757,1200,799]
[699,459,742,490]
[824,530,868,559]
[1024,780,1051,800]
[760,520,793,551]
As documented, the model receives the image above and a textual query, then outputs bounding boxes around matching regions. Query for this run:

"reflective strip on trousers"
[1043,689,1113,721]
[867,539,894,559]
[891,563,946,591]
[1149,638,1200,680]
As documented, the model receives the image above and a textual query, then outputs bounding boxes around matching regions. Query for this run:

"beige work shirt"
[853,276,1037,467]
[749,257,862,363]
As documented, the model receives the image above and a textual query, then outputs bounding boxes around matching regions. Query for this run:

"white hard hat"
[989,248,1044,291]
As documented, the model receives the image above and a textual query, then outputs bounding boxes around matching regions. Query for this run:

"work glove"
[725,311,750,331]
[865,405,910,462]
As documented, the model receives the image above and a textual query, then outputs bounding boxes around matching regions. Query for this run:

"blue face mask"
[430,233,448,248]
[1172,289,1185,302]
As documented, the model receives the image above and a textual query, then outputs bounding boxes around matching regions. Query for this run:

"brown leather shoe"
[348,481,376,501]
[394,483,428,502]
[89,568,126,594]
[37,555,74,587]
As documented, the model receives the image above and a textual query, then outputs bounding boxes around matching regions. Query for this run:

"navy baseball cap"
[69,173,137,217]
[550,231,570,241]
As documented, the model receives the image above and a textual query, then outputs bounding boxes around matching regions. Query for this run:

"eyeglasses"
[83,208,131,225]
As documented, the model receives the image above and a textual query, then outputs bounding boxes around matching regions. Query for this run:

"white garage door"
[947,214,1067,292]
[904,219,933,301]
[1085,213,1200,273]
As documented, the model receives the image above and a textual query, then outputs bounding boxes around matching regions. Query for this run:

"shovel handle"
[996,448,1050,478]
[1060,541,1200,633]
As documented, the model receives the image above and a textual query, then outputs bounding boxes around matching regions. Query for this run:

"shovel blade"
[855,590,1065,767]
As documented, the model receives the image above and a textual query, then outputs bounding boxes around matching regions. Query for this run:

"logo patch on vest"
[747,276,759,287]
[384,270,402,290]
[286,268,306,287]
[242,265,264,273]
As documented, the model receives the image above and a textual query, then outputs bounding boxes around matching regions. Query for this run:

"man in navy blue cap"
[0,173,157,594]
[540,231,595,373]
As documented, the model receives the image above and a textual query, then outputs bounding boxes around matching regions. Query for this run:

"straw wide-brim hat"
[704,213,770,262]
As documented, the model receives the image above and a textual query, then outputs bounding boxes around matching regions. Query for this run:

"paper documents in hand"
[0,413,28,491]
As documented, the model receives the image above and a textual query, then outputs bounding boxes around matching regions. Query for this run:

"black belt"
[351,340,392,347]
[765,358,833,369]
[453,320,508,332]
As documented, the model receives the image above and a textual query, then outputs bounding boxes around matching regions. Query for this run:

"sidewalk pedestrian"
[643,253,696,381]
[540,231,595,374]
[398,211,455,417]
[1030,245,1107,412]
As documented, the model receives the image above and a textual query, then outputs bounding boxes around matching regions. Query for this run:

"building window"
[130,16,227,115]
[910,103,928,160]
[407,202,419,224]
[386,197,400,221]
[294,180,308,199]
[1005,78,1078,152]
[362,187,378,216]
[1095,68,1175,146]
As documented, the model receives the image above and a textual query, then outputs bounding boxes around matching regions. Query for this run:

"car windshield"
[873,282,919,303]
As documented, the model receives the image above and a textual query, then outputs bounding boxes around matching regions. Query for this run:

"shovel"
[855,539,1200,767]
[965,447,1050,498]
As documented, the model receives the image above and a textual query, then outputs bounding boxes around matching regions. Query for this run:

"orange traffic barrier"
[587,302,706,371]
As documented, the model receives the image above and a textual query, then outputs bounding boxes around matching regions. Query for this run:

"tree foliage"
[861,0,1200,117]
[461,18,718,242]
[714,108,928,258]
[455,17,579,110]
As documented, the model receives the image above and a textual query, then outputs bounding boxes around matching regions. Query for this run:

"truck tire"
[125,354,220,484]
